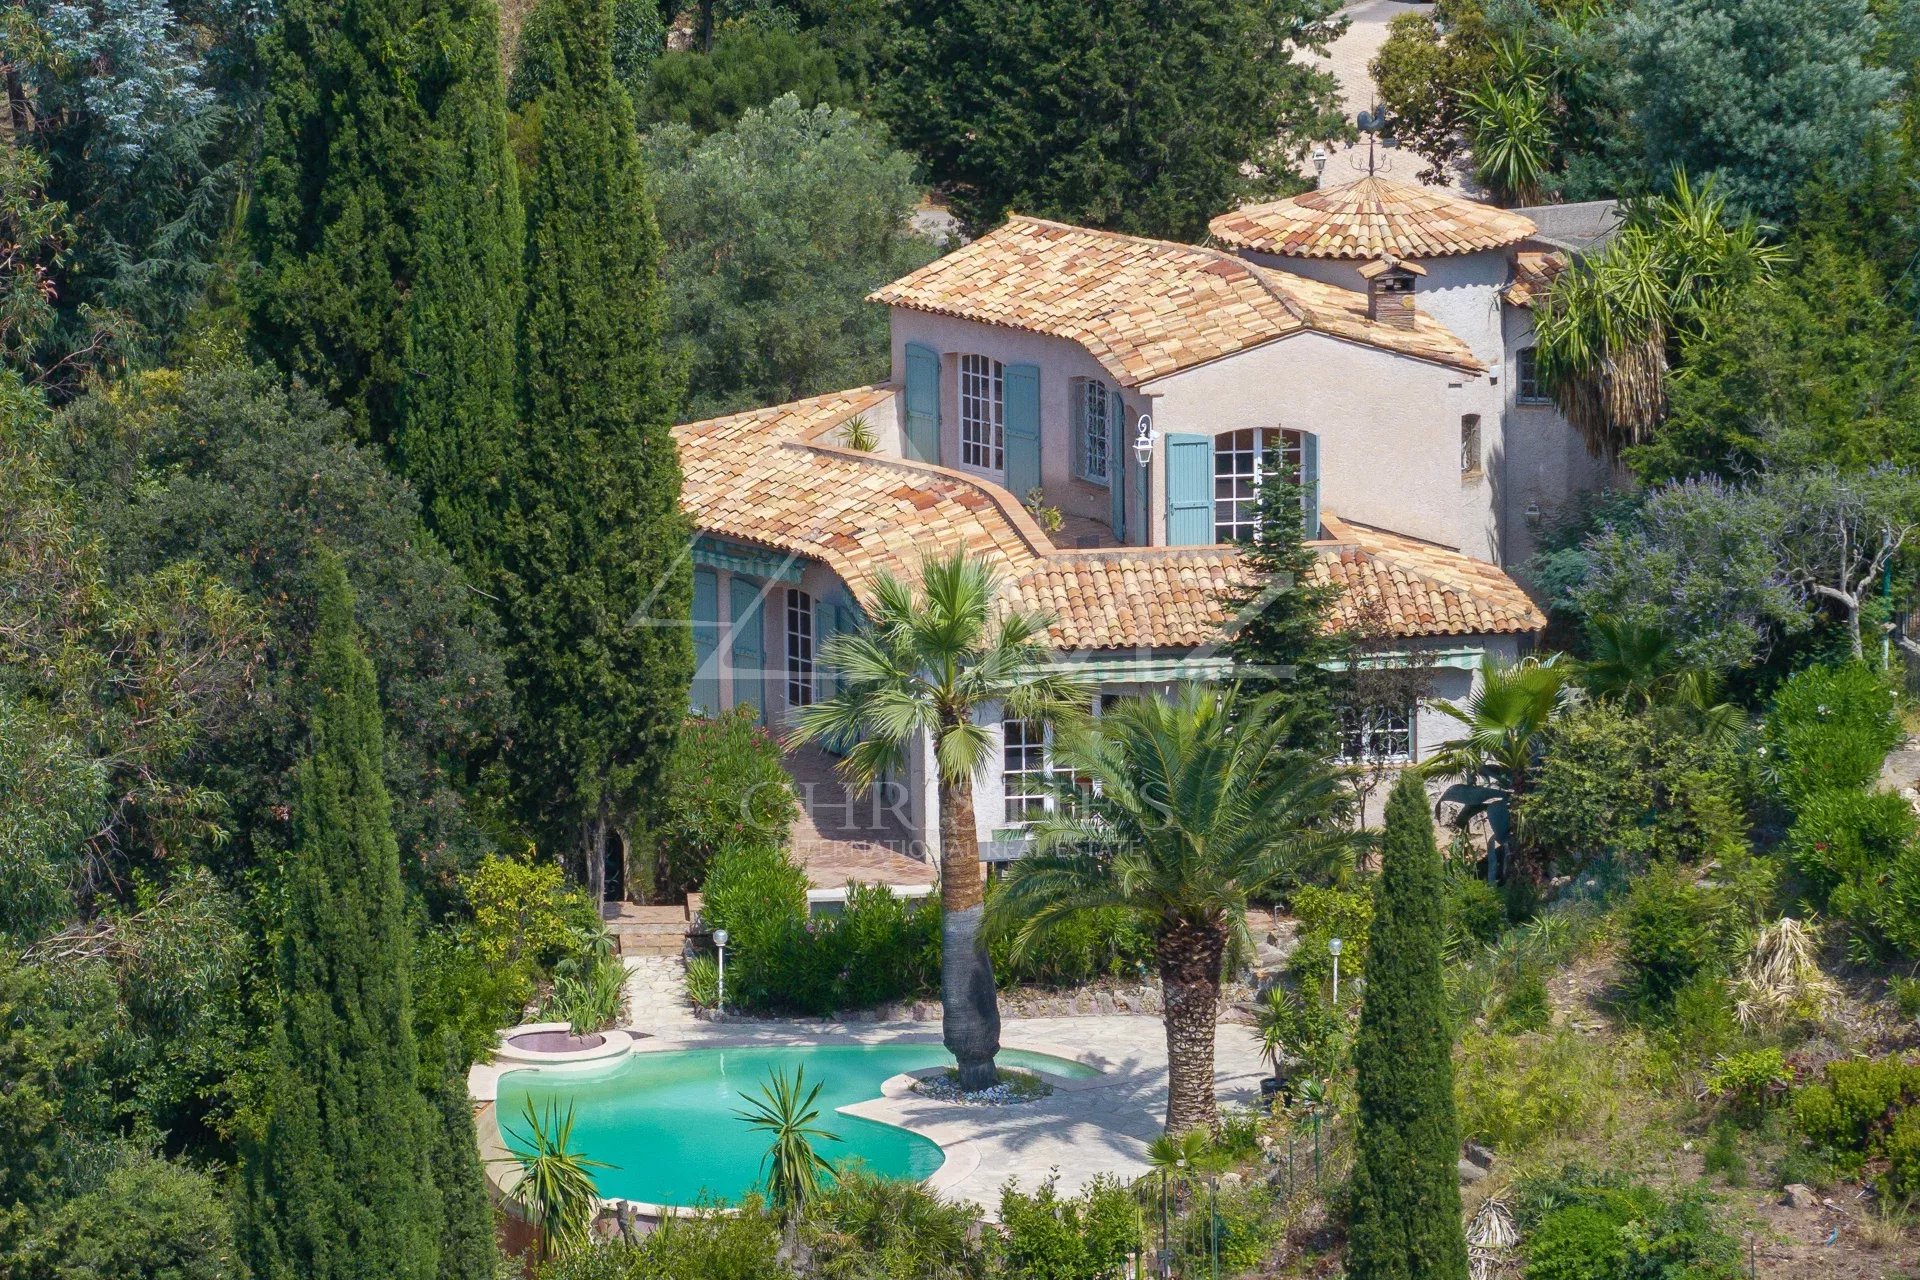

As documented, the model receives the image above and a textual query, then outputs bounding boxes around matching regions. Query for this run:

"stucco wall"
[1231,248,1510,367]
[887,308,1150,540]
[1496,307,1624,565]
[1142,330,1504,558]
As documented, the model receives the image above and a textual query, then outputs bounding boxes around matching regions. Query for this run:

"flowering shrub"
[657,710,799,897]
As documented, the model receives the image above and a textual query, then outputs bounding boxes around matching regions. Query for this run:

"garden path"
[622,955,699,1032]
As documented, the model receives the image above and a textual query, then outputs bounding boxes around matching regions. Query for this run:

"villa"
[672,174,1618,886]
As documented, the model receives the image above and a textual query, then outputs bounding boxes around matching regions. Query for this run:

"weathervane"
[1352,102,1397,176]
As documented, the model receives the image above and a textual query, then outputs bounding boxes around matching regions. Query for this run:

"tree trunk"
[938,769,1000,1090]
[1158,919,1226,1137]
[584,812,608,907]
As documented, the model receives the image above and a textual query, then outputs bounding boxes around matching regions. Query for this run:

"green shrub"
[1705,1048,1792,1124]
[1524,1203,1627,1280]
[1446,875,1506,949]
[684,954,719,1010]
[542,1202,789,1279]
[1621,862,1723,1011]
[1287,882,1373,991]
[1495,966,1553,1032]
[805,1166,983,1278]
[1702,1120,1748,1186]
[995,1174,1139,1280]
[657,709,799,897]
[1763,663,1902,803]
[1791,1057,1920,1154]
[541,954,628,1033]
[638,25,853,135]
[1886,1106,1920,1200]
[1892,975,1920,1020]
[1784,787,1916,891]
[989,890,1153,987]
[700,840,810,1009]
[1456,1029,1607,1152]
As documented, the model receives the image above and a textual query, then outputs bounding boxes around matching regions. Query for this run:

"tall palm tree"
[987,685,1354,1136]
[501,1100,612,1260]
[734,1065,839,1220]
[789,554,1090,1089]
[1423,655,1573,883]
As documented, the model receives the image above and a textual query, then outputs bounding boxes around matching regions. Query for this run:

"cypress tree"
[242,554,441,1280]
[249,0,521,574]
[1219,452,1343,759]
[1346,773,1470,1280]
[499,0,692,898]
[426,1031,501,1280]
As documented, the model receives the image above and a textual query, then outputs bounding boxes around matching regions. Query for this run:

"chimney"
[1360,256,1424,329]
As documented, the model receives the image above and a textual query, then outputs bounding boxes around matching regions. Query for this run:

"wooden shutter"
[1004,364,1042,498]
[1301,431,1322,539]
[691,569,720,714]
[1165,433,1212,545]
[904,342,941,464]
[1109,392,1127,540]
[728,577,766,724]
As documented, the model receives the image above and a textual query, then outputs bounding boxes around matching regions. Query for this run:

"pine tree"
[1219,451,1343,760]
[426,1032,501,1280]
[1346,774,1470,1280]
[248,0,521,574]
[499,0,693,899]
[242,554,441,1280]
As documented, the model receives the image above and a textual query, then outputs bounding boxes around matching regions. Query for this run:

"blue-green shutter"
[728,577,766,724]
[1004,364,1041,498]
[903,343,940,464]
[1108,387,1127,540]
[691,569,720,713]
[1301,431,1322,538]
[1165,433,1212,545]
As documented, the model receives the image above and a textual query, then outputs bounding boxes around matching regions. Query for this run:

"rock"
[1094,992,1116,1015]
[1464,1142,1496,1171]
[1220,1172,1243,1187]
[1458,1160,1488,1185]
[1781,1184,1818,1210]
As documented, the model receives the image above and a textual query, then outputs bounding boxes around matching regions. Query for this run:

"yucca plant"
[840,414,878,452]
[1531,169,1782,459]
[542,954,628,1033]
[735,1065,840,1219]
[1465,83,1552,205]
[502,1100,612,1260]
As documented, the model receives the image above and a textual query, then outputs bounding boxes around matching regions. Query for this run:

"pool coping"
[470,1024,1123,1223]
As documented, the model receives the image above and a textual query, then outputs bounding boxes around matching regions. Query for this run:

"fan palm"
[1423,655,1573,883]
[501,1099,612,1260]
[987,685,1354,1136]
[1580,616,1747,742]
[789,553,1091,1089]
[735,1065,840,1219]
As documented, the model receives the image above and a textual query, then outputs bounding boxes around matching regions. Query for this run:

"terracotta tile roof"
[675,390,1544,652]
[1503,249,1566,307]
[867,215,1483,385]
[1210,176,1538,261]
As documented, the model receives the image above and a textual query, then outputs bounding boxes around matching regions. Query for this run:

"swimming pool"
[495,1043,1099,1207]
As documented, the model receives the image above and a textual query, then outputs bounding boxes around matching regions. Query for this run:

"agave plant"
[1731,917,1836,1031]
[734,1065,840,1219]
[502,1099,612,1260]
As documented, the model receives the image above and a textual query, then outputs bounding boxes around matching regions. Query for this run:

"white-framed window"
[1214,428,1303,543]
[1515,346,1549,404]
[1002,719,1050,824]
[785,588,814,708]
[1461,415,1482,478]
[959,354,1005,471]
[1075,379,1111,485]
[1339,703,1415,763]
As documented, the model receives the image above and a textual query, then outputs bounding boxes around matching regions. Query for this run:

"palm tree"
[501,1099,612,1260]
[734,1065,839,1219]
[987,685,1354,1136]
[1423,655,1573,883]
[789,553,1090,1090]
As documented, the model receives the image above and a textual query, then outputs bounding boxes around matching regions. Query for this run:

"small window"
[1002,719,1050,825]
[1461,415,1482,478]
[959,354,1005,471]
[1075,380,1111,485]
[1516,347,1549,404]
[785,589,814,708]
[1339,703,1415,764]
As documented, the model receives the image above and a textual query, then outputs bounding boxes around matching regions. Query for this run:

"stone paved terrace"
[471,1013,1270,1217]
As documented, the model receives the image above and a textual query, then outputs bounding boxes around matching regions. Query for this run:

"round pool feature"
[493,1021,635,1067]
[494,1043,1099,1207]
[508,1030,605,1053]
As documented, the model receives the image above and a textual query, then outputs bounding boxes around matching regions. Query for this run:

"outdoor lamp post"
[713,928,729,1015]
[1328,936,1343,1005]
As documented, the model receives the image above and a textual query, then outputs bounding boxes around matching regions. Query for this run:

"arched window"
[1213,428,1303,542]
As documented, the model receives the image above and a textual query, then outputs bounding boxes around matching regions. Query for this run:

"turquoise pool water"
[495,1044,1098,1206]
